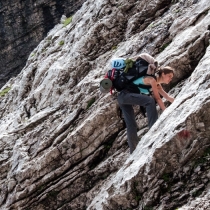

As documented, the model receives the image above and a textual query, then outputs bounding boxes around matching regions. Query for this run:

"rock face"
[0,0,210,209]
[0,0,86,88]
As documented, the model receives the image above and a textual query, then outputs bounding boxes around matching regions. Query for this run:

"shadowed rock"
[0,0,87,88]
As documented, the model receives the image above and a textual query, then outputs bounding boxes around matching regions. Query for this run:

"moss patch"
[193,146,210,167]
[86,98,95,109]
[59,40,64,45]
[111,45,117,50]
[0,87,11,97]
[63,16,73,26]
[160,41,172,52]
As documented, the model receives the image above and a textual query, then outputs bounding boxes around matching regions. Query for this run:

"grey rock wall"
[0,0,210,209]
[0,0,86,88]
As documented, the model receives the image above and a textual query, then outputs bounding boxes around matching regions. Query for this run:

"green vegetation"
[148,23,155,28]
[111,45,117,51]
[104,144,112,150]
[0,87,11,97]
[37,184,46,193]
[47,190,59,198]
[193,147,210,167]
[63,16,73,26]
[135,194,141,202]
[104,138,115,151]
[172,0,179,4]
[144,207,153,210]
[86,98,95,109]
[59,40,65,45]
[132,181,142,202]
[175,9,180,13]
[160,41,171,52]
[162,173,171,182]
[192,189,203,197]
[41,48,47,52]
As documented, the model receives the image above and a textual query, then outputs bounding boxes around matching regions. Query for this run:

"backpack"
[102,57,156,94]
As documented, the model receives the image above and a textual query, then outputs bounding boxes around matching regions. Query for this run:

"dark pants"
[117,91,158,154]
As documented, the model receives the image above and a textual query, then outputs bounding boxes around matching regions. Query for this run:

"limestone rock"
[0,0,210,209]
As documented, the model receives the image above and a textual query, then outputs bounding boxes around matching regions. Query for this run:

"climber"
[117,53,175,154]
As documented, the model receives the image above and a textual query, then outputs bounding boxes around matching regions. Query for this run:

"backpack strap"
[109,69,115,94]
[107,68,118,94]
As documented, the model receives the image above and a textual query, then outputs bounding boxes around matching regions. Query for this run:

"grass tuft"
[86,98,95,109]
[0,87,11,97]
[63,16,73,27]
[59,40,64,45]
